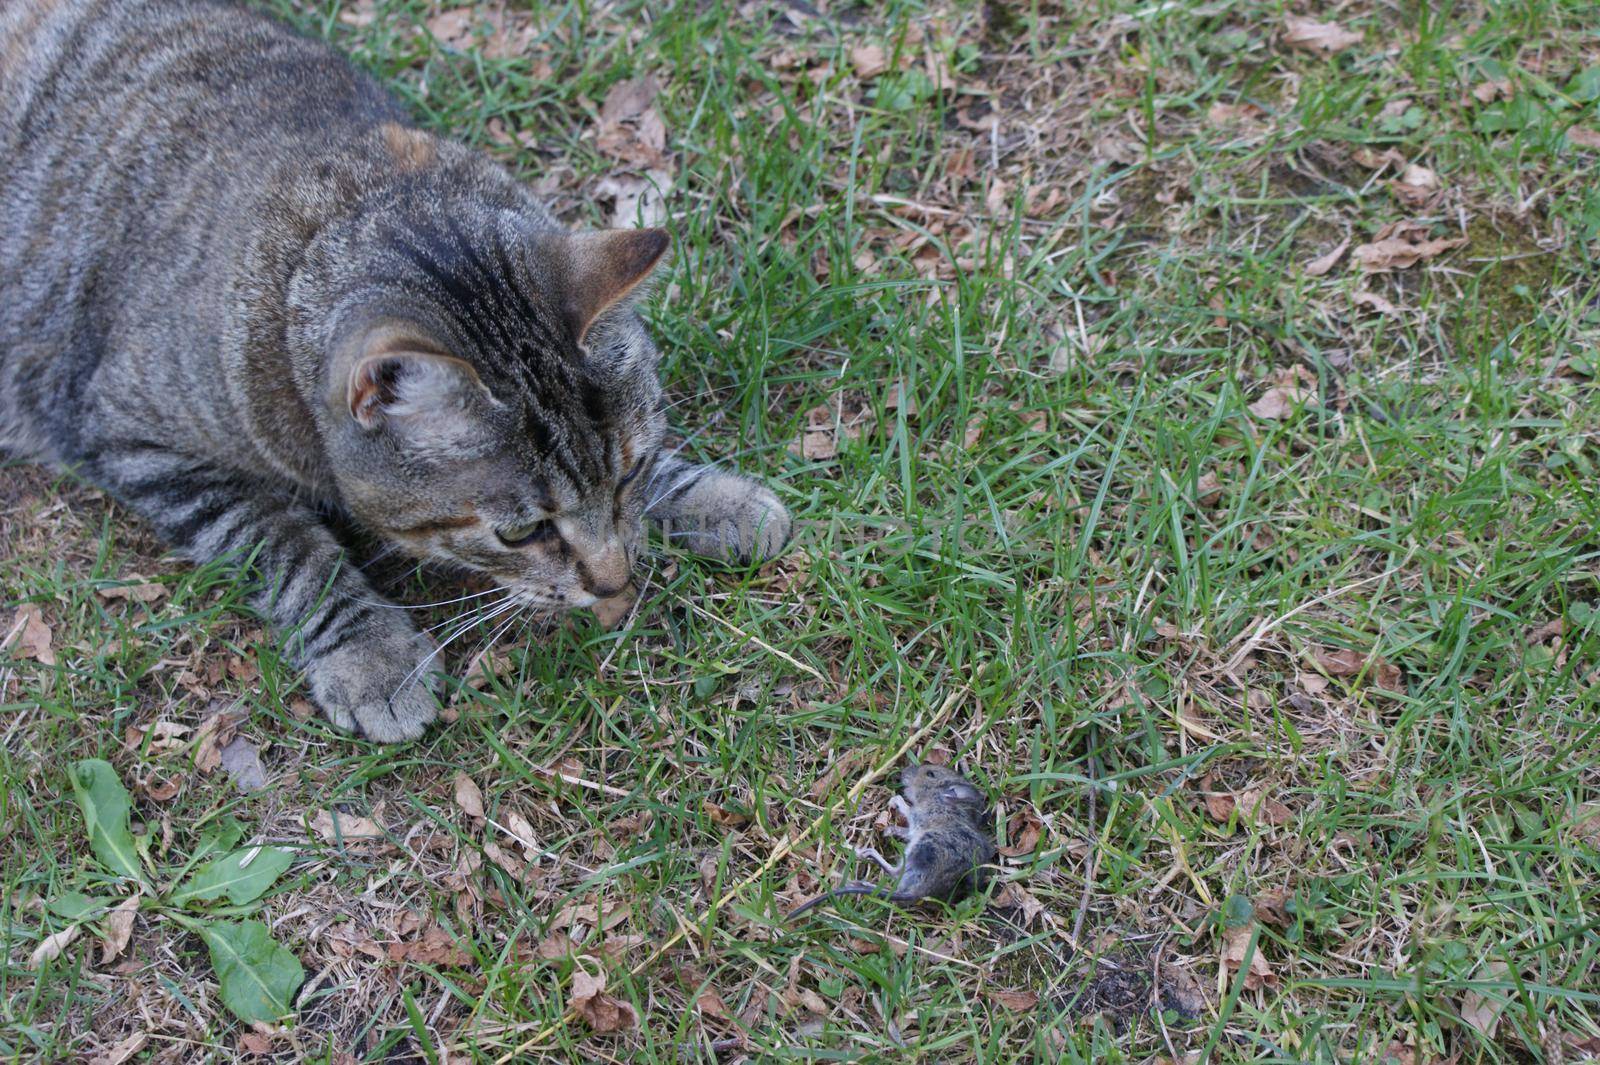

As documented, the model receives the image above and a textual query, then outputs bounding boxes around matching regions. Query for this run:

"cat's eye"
[496,520,555,548]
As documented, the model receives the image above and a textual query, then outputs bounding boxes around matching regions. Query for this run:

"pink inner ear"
[348,356,392,428]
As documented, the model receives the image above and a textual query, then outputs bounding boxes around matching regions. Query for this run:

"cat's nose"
[579,539,632,599]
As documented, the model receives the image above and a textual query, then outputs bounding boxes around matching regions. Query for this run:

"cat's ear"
[550,228,670,343]
[342,327,488,430]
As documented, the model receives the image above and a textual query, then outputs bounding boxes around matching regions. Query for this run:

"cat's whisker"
[390,597,521,704]
[357,584,514,612]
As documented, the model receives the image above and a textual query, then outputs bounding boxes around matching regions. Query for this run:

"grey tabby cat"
[0,0,791,741]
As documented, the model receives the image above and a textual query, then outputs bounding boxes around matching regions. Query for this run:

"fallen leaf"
[391,923,471,967]
[1207,101,1264,126]
[88,1032,148,1065]
[30,924,80,968]
[238,1031,274,1056]
[96,578,167,605]
[607,809,654,840]
[143,775,181,802]
[600,77,659,125]
[1283,16,1362,55]
[696,985,732,1019]
[5,603,54,665]
[993,881,1046,925]
[453,773,485,820]
[1303,238,1350,276]
[703,800,751,829]
[1352,290,1402,315]
[1351,147,1406,171]
[536,931,574,959]
[193,707,248,774]
[1528,618,1564,644]
[309,809,385,846]
[218,735,267,793]
[850,44,888,79]
[1220,924,1278,990]
[594,169,672,228]
[124,720,191,753]
[427,8,474,47]
[101,894,140,964]
[571,964,640,1034]
[1391,164,1441,208]
[987,989,1040,1010]
[1312,645,1367,676]
[1472,79,1513,104]
[884,381,918,417]
[1458,961,1511,1038]
[1249,385,1311,421]
[1195,471,1224,506]
[1200,773,1236,822]
[809,752,865,800]
[997,810,1044,857]
[1352,220,1466,272]
[985,176,1010,217]
[1236,787,1292,826]
[1568,127,1600,150]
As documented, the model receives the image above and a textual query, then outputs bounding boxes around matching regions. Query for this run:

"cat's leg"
[93,447,437,742]
[644,452,792,564]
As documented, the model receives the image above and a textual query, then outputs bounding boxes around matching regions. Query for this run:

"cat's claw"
[304,624,439,743]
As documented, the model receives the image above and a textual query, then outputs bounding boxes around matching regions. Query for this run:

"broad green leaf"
[191,818,246,864]
[172,847,294,908]
[48,892,109,921]
[198,920,304,1024]
[69,760,144,882]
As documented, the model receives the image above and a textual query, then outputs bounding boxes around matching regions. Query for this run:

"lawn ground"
[3,0,1600,1061]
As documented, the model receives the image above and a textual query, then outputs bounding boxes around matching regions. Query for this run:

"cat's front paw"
[304,623,440,743]
[658,475,793,565]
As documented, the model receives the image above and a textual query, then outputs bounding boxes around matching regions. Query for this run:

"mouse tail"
[786,882,885,919]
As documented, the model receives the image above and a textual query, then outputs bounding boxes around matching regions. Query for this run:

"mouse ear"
[938,782,983,804]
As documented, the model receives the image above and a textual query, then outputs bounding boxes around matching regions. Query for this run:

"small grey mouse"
[789,763,999,919]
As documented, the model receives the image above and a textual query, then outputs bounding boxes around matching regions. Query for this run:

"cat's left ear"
[548,228,670,344]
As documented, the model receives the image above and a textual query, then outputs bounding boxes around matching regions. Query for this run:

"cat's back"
[0,0,405,464]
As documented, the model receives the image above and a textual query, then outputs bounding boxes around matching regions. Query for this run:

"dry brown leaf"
[607,809,654,840]
[572,965,640,1034]
[850,44,888,79]
[1351,147,1406,171]
[30,924,79,968]
[1283,16,1362,55]
[1352,220,1466,272]
[696,985,732,1019]
[5,603,54,666]
[1220,924,1278,990]
[594,169,673,229]
[1236,787,1292,826]
[1458,961,1511,1038]
[1200,773,1236,822]
[1249,385,1310,421]
[1568,127,1600,151]
[192,707,248,774]
[238,1031,274,1056]
[1312,645,1367,677]
[101,894,139,965]
[1391,164,1441,208]
[997,810,1044,857]
[1207,102,1264,126]
[809,751,866,800]
[310,809,385,846]
[143,775,181,802]
[993,881,1046,925]
[453,773,485,820]
[985,177,1010,217]
[88,1032,149,1065]
[426,8,474,47]
[503,811,540,860]
[601,77,659,125]
[1472,79,1513,104]
[391,923,472,967]
[124,720,191,753]
[987,989,1040,1010]
[1195,471,1224,506]
[885,381,918,417]
[97,578,166,604]
[536,931,574,959]
[703,800,751,828]
[1303,239,1350,276]
[1352,290,1402,316]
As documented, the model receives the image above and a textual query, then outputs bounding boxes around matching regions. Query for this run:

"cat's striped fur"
[0,0,791,741]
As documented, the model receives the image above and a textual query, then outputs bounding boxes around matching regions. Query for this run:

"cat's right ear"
[339,326,489,430]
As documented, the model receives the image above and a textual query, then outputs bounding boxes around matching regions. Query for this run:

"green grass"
[4,0,1600,1061]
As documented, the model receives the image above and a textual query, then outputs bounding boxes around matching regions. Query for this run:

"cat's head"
[320,218,670,611]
